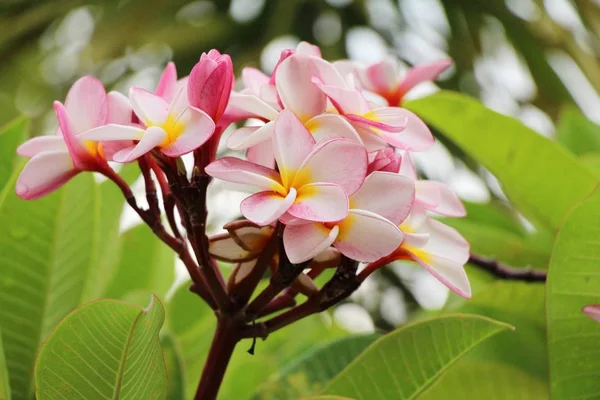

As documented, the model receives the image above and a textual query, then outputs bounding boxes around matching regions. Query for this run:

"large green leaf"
[103,224,175,300]
[253,334,380,400]
[35,296,167,399]
[547,185,600,399]
[405,91,598,231]
[0,330,10,400]
[0,171,99,400]
[556,106,600,156]
[0,117,27,192]
[161,333,185,400]
[321,314,512,400]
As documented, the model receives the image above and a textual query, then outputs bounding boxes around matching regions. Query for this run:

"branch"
[469,254,547,282]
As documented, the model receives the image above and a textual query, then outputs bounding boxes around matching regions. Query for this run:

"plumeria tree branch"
[469,254,547,282]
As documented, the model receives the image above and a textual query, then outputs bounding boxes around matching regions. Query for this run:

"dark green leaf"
[0,329,10,400]
[0,117,27,192]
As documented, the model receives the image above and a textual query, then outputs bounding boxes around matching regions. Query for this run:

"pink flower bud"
[368,148,402,174]
[188,49,234,122]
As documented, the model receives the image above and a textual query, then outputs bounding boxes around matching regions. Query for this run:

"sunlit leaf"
[406,91,598,231]
[0,170,99,400]
[321,314,513,399]
[35,296,167,399]
[556,106,600,156]
[547,184,600,399]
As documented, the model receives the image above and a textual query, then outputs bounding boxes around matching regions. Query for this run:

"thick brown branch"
[469,254,547,282]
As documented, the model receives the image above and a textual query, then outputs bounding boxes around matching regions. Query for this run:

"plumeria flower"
[399,150,466,217]
[392,209,471,298]
[79,85,216,163]
[357,57,452,107]
[283,171,415,263]
[226,52,362,167]
[368,148,403,174]
[311,63,434,153]
[583,305,600,323]
[206,110,368,226]
[16,76,130,200]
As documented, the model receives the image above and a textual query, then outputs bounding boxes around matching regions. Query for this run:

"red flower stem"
[148,156,182,239]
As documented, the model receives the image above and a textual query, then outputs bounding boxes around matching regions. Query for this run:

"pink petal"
[583,305,600,323]
[247,140,275,169]
[187,52,233,121]
[273,110,316,187]
[205,157,284,193]
[241,67,270,95]
[209,233,254,262]
[398,150,418,180]
[227,92,279,121]
[283,223,340,264]
[367,148,402,174]
[16,151,77,200]
[381,109,434,151]
[334,209,403,262]
[288,183,348,222]
[64,76,108,133]
[155,62,178,102]
[167,86,191,119]
[414,180,441,209]
[311,77,369,115]
[421,218,470,265]
[17,136,67,158]
[397,59,452,96]
[78,124,145,142]
[241,188,296,226]
[54,101,88,167]
[276,55,327,122]
[416,181,466,217]
[408,251,471,299]
[296,138,368,195]
[227,121,275,150]
[161,107,216,157]
[129,87,169,126]
[296,41,322,57]
[364,57,398,93]
[354,125,388,152]
[107,91,133,124]
[113,126,166,163]
[305,114,363,144]
[350,172,415,225]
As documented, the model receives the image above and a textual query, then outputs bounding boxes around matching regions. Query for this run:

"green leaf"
[547,184,600,399]
[579,154,600,176]
[253,334,380,400]
[161,333,185,400]
[556,106,600,156]
[321,314,513,400]
[0,117,27,192]
[0,171,99,400]
[419,360,548,400]
[405,91,598,231]
[35,295,167,399]
[0,330,10,400]
[103,224,175,300]
[303,397,355,400]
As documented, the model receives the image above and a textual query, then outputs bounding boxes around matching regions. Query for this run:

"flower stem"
[194,317,239,400]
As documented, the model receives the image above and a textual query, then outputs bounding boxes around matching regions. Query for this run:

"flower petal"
[16,151,77,200]
[276,54,327,122]
[107,91,133,124]
[288,183,348,222]
[311,76,369,115]
[241,67,270,95]
[283,223,340,264]
[54,101,88,166]
[227,223,274,252]
[397,59,452,96]
[420,218,470,265]
[296,137,368,195]
[241,188,296,226]
[17,136,67,158]
[161,107,216,157]
[408,251,471,299]
[155,61,178,102]
[247,140,275,169]
[209,233,254,262]
[227,92,279,121]
[205,157,283,192]
[381,109,434,151]
[296,41,322,57]
[364,57,398,93]
[129,87,169,126]
[78,124,145,142]
[398,150,417,180]
[334,209,403,262]
[583,305,600,323]
[64,76,107,133]
[113,126,166,163]
[305,114,362,144]
[350,172,415,225]
[273,110,316,187]
[227,121,275,150]
[417,181,466,217]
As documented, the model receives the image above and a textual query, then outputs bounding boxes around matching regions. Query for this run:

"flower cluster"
[16,42,471,299]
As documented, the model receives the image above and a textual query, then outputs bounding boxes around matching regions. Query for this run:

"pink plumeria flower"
[392,210,471,298]
[205,110,368,226]
[283,171,415,263]
[226,52,362,167]
[399,151,466,217]
[368,148,403,174]
[583,305,600,323]
[16,76,128,200]
[311,61,435,153]
[79,84,216,163]
[358,57,452,107]
[155,61,190,104]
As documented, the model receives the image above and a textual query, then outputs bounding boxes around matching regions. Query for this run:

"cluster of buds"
[16,42,470,327]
